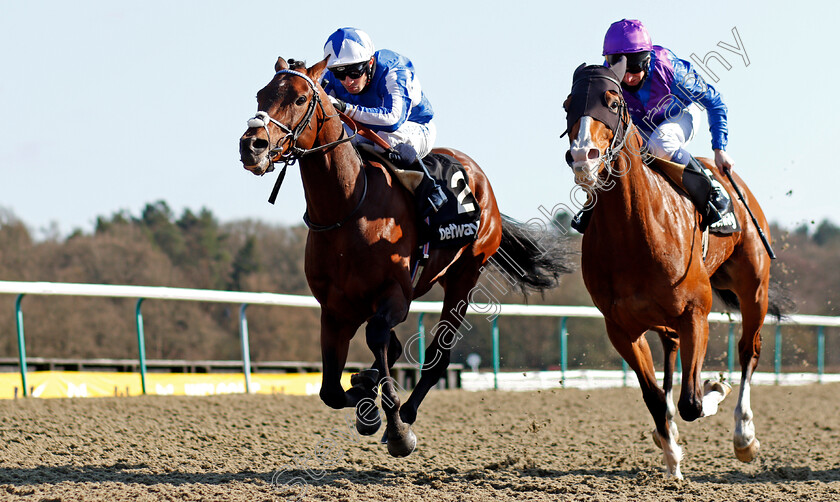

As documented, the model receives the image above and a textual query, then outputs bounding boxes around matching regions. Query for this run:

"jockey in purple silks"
[574,19,732,233]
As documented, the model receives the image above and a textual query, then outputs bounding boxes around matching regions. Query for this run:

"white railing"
[1,281,838,395]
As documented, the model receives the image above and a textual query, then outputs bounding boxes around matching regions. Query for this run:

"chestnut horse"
[239,57,570,457]
[563,63,786,478]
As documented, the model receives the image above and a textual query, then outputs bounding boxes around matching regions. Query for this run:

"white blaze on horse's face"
[568,116,603,186]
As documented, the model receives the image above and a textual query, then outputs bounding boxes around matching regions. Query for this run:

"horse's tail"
[712,276,796,322]
[490,215,575,296]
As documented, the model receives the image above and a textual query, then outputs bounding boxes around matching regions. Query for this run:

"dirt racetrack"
[1,382,839,501]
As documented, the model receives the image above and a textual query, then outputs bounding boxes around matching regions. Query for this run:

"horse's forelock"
[287,59,306,71]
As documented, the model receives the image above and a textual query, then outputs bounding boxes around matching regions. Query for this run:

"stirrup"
[701,203,722,231]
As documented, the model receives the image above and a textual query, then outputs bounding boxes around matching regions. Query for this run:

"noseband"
[563,64,634,174]
[246,69,356,172]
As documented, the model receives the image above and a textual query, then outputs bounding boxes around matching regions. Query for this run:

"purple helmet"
[603,19,652,55]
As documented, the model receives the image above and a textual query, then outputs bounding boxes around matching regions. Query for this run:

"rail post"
[492,317,499,390]
[817,326,825,384]
[15,294,28,397]
[775,324,782,384]
[621,359,629,387]
[239,303,252,394]
[559,317,568,388]
[728,322,735,382]
[418,313,425,368]
[135,298,148,395]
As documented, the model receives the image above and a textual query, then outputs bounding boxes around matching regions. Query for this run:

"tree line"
[0,202,838,371]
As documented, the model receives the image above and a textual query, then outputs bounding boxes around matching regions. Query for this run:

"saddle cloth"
[416,153,482,248]
[356,144,481,249]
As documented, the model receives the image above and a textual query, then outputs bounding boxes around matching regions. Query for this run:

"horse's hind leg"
[606,320,683,478]
[354,330,403,436]
[365,289,416,457]
[733,283,769,462]
[399,262,481,427]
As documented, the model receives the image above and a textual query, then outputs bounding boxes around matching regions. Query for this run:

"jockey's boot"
[389,143,447,214]
[682,157,728,230]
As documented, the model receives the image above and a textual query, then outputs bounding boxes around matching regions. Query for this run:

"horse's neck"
[596,133,661,227]
[299,129,363,226]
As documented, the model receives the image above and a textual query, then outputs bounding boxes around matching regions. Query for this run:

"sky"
[1,1,836,239]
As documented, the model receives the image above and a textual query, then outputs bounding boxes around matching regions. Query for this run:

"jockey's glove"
[328,95,347,113]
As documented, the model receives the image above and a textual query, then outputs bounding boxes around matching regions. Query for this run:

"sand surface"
[1,383,839,501]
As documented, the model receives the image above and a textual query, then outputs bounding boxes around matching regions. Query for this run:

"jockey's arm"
[343,69,412,133]
[671,59,733,171]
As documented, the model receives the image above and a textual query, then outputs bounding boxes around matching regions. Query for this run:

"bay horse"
[239,57,571,457]
[562,62,787,478]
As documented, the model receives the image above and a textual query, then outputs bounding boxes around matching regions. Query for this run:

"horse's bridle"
[563,65,635,179]
[246,69,356,173]
[247,68,367,231]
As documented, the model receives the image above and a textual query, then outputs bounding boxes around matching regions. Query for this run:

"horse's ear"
[572,63,587,82]
[308,56,330,82]
[608,56,627,83]
[275,57,289,73]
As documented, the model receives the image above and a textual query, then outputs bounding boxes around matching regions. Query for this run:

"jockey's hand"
[714,149,734,173]
[328,95,347,113]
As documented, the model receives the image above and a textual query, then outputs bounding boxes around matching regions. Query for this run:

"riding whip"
[724,170,776,259]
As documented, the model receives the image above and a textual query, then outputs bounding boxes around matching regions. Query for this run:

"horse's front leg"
[606,320,682,478]
[318,312,367,409]
[655,329,680,445]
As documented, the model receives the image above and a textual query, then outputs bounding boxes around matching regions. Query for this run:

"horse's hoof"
[355,400,381,436]
[350,369,380,391]
[703,379,732,398]
[387,427,417,458]
[734,437,761,462]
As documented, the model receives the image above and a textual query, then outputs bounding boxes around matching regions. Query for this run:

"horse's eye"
[295,96,307,106]
[609,102,619,112]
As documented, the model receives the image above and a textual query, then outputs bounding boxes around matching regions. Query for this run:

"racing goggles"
[330,61,369,80]
[606,52,650,73]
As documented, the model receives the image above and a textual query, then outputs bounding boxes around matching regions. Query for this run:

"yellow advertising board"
[0,372,352,399]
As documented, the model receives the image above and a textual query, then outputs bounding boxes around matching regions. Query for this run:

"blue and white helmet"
[323,27,375,68]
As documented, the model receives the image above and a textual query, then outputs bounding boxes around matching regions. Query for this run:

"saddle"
[356,144,482,249]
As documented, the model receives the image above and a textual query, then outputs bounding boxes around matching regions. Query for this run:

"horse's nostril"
[587,149,600,160]
[253,138,269,151]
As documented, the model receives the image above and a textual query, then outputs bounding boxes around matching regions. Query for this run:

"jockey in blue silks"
[602,19,733,230]
[321,27,446,213]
